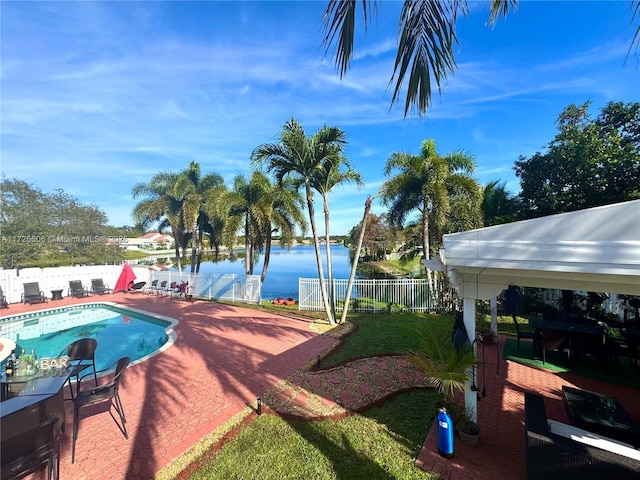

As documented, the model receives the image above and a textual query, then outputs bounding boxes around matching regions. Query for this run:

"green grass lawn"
[169,310,530,479]
[321,312,454,367]
[172,312,451,479]
[188,390,439,480]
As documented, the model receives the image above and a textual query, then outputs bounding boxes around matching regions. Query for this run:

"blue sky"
[2,1,638,235]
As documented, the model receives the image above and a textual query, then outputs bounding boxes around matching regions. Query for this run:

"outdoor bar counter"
[1,369,70,439]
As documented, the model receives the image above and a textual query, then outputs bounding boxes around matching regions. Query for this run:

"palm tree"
[251,118,347,324]
[309,151,363,318]
[225,172,270,276]
[201,183,231,260]
[322,0,640,116]
[339,194,375,323]
[259,177,308,284]
[131,171,185,271]
[225,172,306,283]
[379,139,479,297]
[173,162,225,273]
[481,180,518,226]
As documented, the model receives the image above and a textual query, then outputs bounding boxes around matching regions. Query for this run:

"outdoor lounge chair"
[145,279,158,294]
[21,282,47,305]
[90,278,112,295]
[0,287,8,308]
[68,280,90,298]
[129,281,146,293]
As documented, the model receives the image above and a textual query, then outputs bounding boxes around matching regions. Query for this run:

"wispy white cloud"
[2,1,638,233]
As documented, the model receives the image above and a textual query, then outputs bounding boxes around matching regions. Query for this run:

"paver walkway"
[262,355,433,418]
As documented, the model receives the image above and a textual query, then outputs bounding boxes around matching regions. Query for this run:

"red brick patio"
[4,296,640,479]
[2,294,338,480]
[415,336,640,479]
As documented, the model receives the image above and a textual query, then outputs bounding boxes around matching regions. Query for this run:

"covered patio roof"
[435,200,640,300]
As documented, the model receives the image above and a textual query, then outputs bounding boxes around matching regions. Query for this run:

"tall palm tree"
[379,139,479,296]
[309,152,363,317]
[173,162,225,273]
[322,0,640,116]
[251,118,347,324]
[201,183,231,260]
[340,194,375,323]
[225,172,271,276]
[131,171,185,271]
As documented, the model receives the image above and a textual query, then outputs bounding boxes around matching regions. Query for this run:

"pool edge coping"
[0,301,180,372]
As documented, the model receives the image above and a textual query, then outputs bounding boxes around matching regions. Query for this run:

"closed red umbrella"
[113,263,137,293]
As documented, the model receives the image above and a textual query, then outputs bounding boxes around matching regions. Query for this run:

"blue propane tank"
[437,407,454,458]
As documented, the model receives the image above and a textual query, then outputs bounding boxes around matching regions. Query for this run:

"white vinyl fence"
[298,277,441,313]
[0,265,260,306]
[0,265,152,306]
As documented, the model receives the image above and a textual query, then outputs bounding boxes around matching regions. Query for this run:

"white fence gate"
[149,271,261,305]
[298,277,439,313]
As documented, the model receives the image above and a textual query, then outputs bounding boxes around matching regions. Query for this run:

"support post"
[463,297,477,422]
[490,296,498,336]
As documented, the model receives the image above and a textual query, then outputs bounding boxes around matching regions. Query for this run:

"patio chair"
[0,286,8,308]
[72,357,130,463]
[90,278,112,295]
[60,338,98,400]
[145,279,159,294]
[21,282,47,305]
[68,280,90,298]
[540,328,571,364]
[1,414,59,480]
[154,280,168,295]
[512,314,536,352]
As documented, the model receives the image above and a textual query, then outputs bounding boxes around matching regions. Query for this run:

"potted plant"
[457,408,480,446]
[407,328,479,441]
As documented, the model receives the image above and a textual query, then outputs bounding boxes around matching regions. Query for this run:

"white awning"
[436,200,640,299]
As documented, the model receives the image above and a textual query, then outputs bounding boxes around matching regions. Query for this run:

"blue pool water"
[0,303,177,371]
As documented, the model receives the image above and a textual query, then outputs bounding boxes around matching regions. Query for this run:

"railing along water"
[298,277,440,313]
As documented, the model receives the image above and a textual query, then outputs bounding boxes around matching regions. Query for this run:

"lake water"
[185,244,353,300]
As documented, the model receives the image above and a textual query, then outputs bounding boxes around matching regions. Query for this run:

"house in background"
[124,233,175,252]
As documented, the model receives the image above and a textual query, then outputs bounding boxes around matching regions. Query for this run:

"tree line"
[0,177,131,268]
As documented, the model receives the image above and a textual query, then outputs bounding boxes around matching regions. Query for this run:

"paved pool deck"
[2,293,338,479]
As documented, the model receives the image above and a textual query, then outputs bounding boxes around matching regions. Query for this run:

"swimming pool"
[0,303,178,371]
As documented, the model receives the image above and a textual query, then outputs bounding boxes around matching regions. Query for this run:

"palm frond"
[627,0,640,64]
[322,1,376,77]
[391,0,465,116]
[488,0,518,27]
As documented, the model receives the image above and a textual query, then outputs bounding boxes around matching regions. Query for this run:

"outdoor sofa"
[524,391,640,479]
